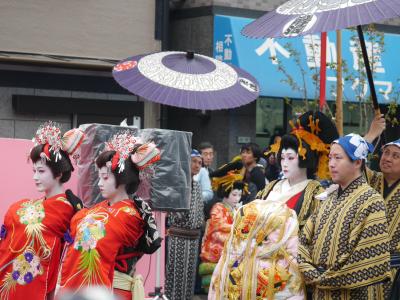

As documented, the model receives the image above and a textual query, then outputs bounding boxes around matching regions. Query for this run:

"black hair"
[240,143,262,162]
[298,111,339,144]
[277,134,318,179]
[199,142,214,152]
[30,144,73,183]
[217,181,246,198]
[95,150,140,194]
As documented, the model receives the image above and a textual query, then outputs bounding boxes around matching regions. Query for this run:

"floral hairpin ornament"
[32,121,85,163]
[104,131,161,173]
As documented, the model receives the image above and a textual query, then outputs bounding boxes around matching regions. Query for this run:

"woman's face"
[225,189,242,207]
[280,148,302,181]
[241,149,256,165]
[32,160,59,193]
[97,166,118,199]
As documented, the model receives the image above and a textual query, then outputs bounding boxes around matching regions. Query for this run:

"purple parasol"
[112,51,260,110]
[241,0,400,38]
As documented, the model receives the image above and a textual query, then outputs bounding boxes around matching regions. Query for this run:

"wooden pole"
[336,30,344,136]
[319,32,327,111]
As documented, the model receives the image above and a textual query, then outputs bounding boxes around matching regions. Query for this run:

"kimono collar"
[337,176,365,197]
[267,179,310,204]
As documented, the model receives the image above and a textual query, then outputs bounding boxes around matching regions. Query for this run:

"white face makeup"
[225,189,242,207]
[280,148,302,181]
[97,166,118,199]
[32,160,59,194]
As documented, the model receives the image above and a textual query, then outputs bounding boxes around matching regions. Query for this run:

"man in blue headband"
[364,115,400,299]
[165,149,204,300]
[299,133,391,299]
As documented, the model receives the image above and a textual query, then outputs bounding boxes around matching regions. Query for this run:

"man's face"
[380,145,400,180]
[201,147,214,167]
[329,143,361,187]
[191,156,202,176]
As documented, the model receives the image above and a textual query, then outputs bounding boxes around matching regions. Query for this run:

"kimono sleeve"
[46,197,75,237]
[300,196,391,289]
[298,213,324,284]
[0,202,17,242]
[119,207,146,248]
[208,204,232,243]
[315,196,391,290]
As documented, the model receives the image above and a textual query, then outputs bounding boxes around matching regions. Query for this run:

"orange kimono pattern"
[59,199,145,292]
[201,203,235,263]
[0,194,74,300]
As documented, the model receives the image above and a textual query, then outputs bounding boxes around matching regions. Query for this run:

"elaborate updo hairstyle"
[30,144,74,183]
[31,122,85,184]
[95,150,140,194]
[217,180,246,199]
[277,134,318,179]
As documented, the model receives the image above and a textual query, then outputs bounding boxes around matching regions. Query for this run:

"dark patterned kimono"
[366,168,400,299]
[257,179,323,230]
[165,181,204,300]
[299,177,391,300]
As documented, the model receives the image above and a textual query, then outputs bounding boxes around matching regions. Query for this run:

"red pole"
[319,32,327,111]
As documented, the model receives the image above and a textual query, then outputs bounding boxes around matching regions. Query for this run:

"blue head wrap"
[383,138,400,150]
[333,133,373,161]
[191,149,201,158]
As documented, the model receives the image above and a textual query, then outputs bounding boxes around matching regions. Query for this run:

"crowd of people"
[164,111,400,300]
[0,110,399,300]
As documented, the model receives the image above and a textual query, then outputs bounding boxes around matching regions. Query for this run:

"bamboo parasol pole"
[336,30,344,135]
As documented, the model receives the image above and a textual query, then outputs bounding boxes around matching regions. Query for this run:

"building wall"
[0,0,160,60]
[0,87,71,139]
[0,0,160,139]
[166,103,256,167]
[179,0,284,10]
[170,16,214,56]
[0,85,142,139]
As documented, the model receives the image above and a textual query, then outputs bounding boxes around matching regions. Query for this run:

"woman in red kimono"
[58,131,161,299]
[199,179,245,292]
[0,121,84,300]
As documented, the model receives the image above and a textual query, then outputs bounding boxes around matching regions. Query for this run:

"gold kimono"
[299,177,391,299]
[366,168,400,299]
[210,180,311,300]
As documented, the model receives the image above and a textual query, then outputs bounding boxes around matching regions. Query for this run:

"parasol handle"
[186,50,195,59]
[356,25,380,115]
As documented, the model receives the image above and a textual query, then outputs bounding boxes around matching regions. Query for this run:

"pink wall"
[0,138,165,297]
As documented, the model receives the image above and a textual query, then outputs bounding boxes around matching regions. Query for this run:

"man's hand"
[364,114,386,143]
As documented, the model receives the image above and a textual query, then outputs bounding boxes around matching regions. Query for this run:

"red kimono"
[0,193,74,300]
[200,202,235,263]
[59,199,145,293]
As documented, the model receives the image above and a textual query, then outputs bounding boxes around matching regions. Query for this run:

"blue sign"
[214,15,400,103]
